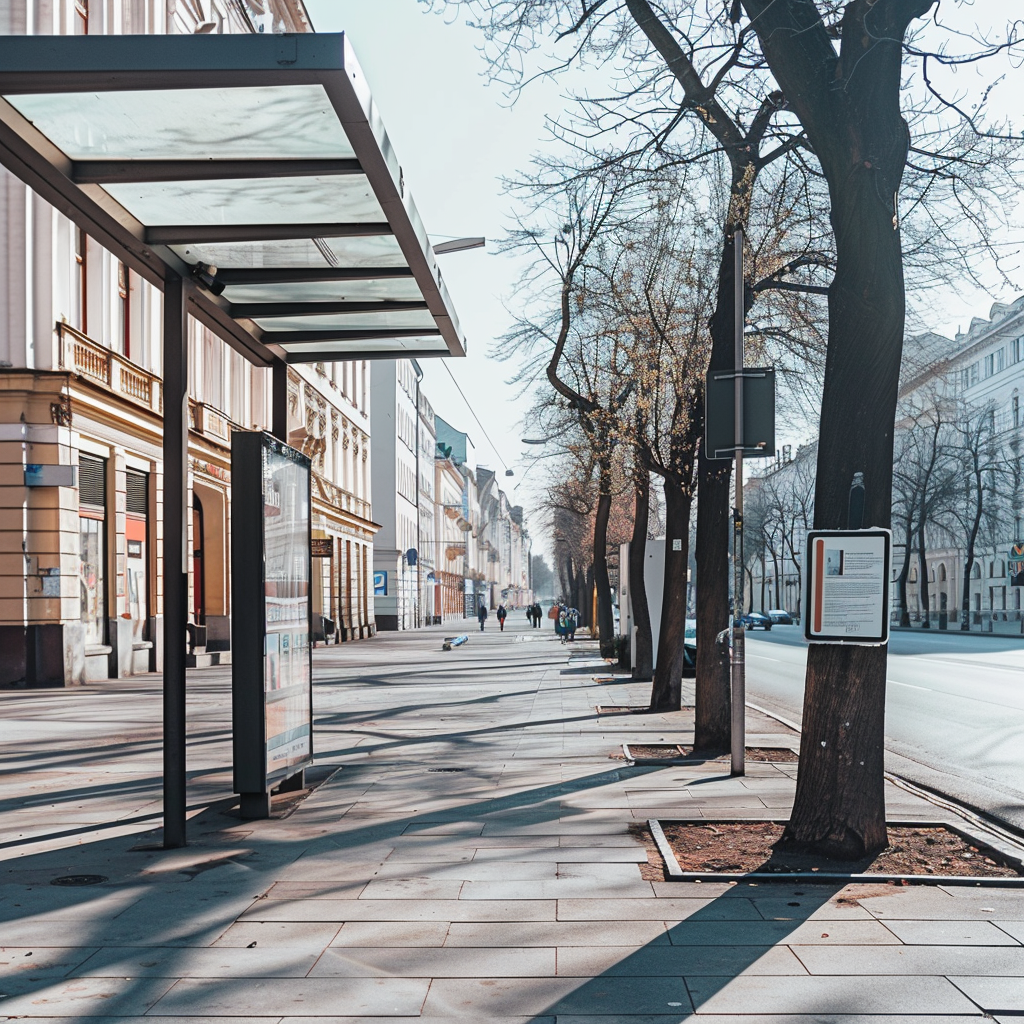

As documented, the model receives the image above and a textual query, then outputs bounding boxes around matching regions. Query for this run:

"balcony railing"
[59,323,162,414]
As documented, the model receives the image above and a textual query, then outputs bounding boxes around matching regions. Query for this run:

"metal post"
[162,274,189,847]
[731,227,746,778]
[272,358,289,443]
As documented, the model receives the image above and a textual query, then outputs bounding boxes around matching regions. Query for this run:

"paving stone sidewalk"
[2,623,1024,1022]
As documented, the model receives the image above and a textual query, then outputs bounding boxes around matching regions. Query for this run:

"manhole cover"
[427,767,468,773]
[50,874,108,887]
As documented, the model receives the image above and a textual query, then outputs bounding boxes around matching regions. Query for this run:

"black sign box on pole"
[705,367,776,460]
[231,431,314,819]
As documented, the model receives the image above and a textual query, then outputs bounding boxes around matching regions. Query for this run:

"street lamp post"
[731,227,746,778]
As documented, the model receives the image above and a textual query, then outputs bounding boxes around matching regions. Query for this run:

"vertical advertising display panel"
[804,529,892,646]
[232,432,313,818]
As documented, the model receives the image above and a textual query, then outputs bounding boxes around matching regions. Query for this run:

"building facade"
[369,358,420,630]
[0,0,379,688]
[899,298,1024,631]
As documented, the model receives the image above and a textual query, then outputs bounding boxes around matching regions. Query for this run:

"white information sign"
[804,529,891,646]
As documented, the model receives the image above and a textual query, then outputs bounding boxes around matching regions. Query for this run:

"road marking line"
[748,654,780,662]
[889,680,929,691]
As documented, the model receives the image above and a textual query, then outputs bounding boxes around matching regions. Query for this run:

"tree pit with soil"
[625,744,798,763]
[632,820,1023,883]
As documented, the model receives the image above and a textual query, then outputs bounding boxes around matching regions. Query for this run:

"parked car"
[767,608,794,625]
[737,611,772,630]
[682,618,697,675]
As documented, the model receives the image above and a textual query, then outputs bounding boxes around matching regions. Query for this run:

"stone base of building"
[0,623,87,688]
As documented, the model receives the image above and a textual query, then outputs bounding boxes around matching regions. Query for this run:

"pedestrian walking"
[497,603,507,631]
[533,602,542,628]
[477,603,488,632]
[566,607,578,642]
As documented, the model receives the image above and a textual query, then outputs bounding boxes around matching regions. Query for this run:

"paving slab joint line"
[745,698,1024,856]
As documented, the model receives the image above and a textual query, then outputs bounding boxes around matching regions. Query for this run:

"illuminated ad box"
[231,432,313,818]
[804,529,892,646]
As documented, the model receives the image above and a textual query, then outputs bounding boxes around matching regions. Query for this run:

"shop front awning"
[0,31,466,364]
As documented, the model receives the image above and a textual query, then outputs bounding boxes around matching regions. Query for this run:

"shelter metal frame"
[0,31,466,847]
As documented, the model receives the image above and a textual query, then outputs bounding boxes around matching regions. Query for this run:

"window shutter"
[126,470,148,517]
[79,454,106,509]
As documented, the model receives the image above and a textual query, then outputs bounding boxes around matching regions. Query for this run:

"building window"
[73,227,87,333]
[985,353,995,378]
[117,261,130,356]
[960,369,969,390]
[998,347,1006,372]
[78,454,106,646]
[74,0,89,34]
[1014,393,1020,429]
[1015,338,1023,364]
[125,470,148,635]
[970,362,979,386]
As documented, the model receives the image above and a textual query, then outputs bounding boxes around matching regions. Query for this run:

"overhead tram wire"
[440,359,515,478]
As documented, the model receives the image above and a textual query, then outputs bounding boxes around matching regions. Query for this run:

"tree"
[734,0,1022,856]
[498,163,638,643]
[448,0,1022,855]
[947,399,1003,631]
[531,553,555,600]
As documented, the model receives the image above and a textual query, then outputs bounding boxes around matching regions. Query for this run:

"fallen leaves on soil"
[627,744,798,762]
[655,822,1020,878]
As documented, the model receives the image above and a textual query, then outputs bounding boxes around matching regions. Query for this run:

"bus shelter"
[0,31,467,847]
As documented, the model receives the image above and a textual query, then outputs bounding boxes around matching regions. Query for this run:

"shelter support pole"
[272,359,289,442]
[163,274,189,848]
[731,227,746,778]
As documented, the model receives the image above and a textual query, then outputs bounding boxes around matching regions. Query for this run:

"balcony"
[59,323,161,415]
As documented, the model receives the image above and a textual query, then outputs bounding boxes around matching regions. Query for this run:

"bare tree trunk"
[593,458,614,644]
[916,517,931,627]
[896,504,914,627]
[650,477,693,711]
[630,470,654,681]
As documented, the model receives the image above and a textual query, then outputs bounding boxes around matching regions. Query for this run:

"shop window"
[125,470,148,637]
[79,454,106,646]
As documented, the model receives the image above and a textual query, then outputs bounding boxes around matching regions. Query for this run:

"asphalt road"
[745,626,1024,832]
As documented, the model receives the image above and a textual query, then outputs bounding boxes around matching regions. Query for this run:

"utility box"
[618,538,666,671]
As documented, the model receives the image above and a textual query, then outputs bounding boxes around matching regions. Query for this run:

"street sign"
[373,570,388,596]
[804,529,892,646]
[705,368,776,459]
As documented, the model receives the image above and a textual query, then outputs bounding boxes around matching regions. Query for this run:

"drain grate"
[50,874,108,887]
[427,767,468,773]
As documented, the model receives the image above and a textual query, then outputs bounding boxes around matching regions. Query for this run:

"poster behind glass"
[262,438,312,778]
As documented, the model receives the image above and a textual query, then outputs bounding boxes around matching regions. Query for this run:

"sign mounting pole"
[731,227,746,777]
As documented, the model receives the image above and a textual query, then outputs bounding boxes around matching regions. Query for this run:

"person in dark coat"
[497,603,507,631]
[477,603,488,631]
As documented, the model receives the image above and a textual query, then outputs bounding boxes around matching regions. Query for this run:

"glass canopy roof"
[0,33,466,365]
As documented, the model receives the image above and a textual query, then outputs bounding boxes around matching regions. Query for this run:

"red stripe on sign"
[813,538,825,634]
